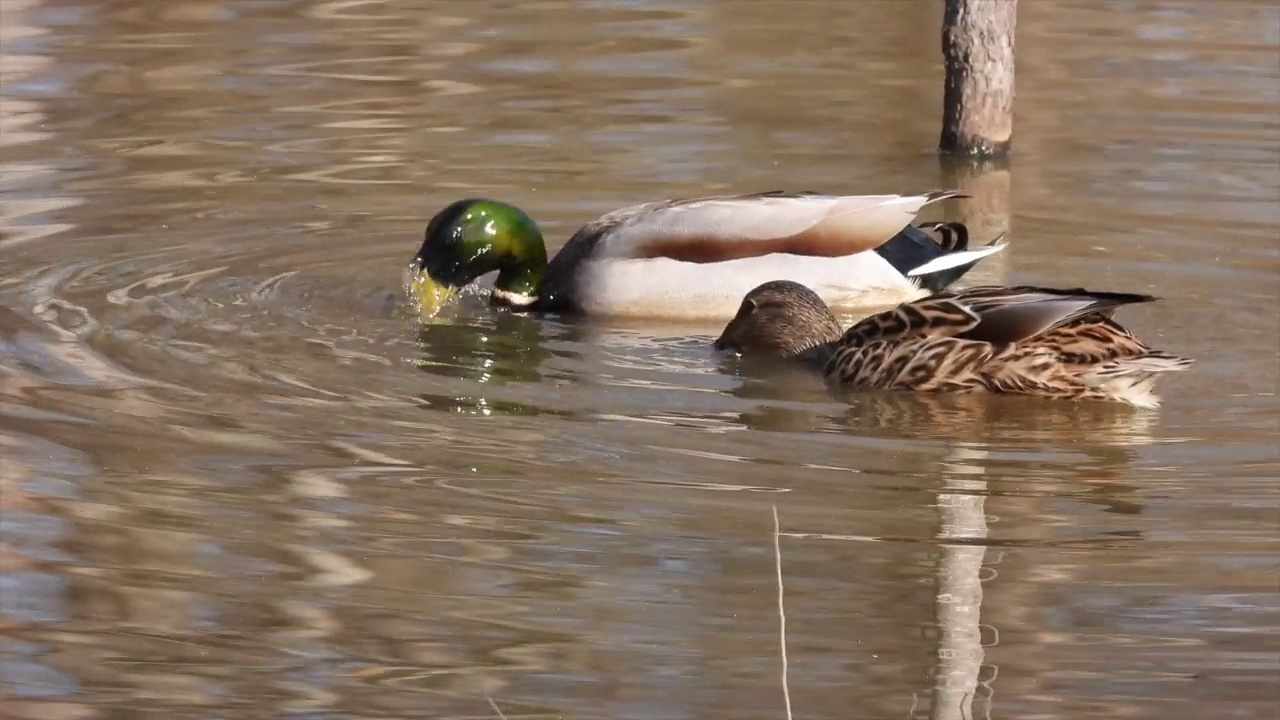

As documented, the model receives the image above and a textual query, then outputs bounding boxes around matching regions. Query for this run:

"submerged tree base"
[938,136,1013,159]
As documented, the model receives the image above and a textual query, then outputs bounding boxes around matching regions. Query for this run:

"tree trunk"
[940,0,1017,156]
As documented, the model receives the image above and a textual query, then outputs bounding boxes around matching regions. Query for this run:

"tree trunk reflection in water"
[941,156,1013,287]
[929,443,992,720]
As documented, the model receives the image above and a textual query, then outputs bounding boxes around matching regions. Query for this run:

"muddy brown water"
[2,1,1277,719]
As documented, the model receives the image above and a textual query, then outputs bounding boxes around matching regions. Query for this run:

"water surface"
[2,1,1277,718]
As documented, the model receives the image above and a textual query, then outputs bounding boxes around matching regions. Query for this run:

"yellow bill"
[409,270,459,319]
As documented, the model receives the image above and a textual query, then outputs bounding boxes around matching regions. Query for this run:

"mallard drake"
[713,280,1194,408]
[409,190,1005,320]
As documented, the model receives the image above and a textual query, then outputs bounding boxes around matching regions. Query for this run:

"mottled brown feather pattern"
[840,299,980,346]
[1041,317,1149,365]
[719,280,1194,407]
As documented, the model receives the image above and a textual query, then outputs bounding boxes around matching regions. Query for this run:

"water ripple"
[0,0,1277,718]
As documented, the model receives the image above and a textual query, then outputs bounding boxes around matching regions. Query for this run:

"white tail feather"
[905,240,1007,278]
[1078,354,1195,408]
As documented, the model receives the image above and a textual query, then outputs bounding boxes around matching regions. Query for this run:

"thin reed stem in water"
[773,504,793,720]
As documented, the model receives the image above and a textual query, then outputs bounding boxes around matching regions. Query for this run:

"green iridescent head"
[413,199,549,308]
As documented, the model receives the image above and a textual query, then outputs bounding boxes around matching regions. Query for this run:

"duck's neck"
[795,339,841,369]
[490,235,548,310]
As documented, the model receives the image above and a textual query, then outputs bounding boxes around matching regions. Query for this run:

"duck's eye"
[732,298,757,322]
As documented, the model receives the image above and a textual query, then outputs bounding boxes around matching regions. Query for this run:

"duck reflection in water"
[413,310,553,416]
[718,331,1163,519]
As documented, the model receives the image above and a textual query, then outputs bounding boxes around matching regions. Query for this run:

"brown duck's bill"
[712,332,738,352]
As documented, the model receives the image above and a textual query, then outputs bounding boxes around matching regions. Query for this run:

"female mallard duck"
[713,280,1194,408]
[410,190,1005,320]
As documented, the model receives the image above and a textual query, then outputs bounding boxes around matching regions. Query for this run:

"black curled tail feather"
[873,222,987,293]
[916,222,970,253]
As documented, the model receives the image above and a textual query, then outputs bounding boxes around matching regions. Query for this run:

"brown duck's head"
[713,280,844,359]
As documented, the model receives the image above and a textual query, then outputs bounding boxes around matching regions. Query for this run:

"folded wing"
[593,190,967,263]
